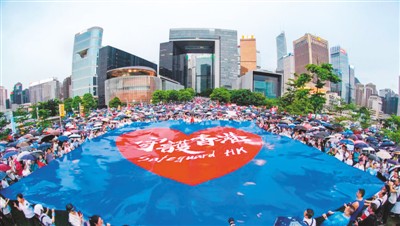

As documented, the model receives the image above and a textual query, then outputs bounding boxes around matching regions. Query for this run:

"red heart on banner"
[116,127,263,186]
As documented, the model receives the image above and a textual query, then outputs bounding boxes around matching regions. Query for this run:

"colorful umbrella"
[2,151,18,159]
[0,164,11,172]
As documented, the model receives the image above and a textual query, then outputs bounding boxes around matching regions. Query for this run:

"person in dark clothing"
[354,203,379,226]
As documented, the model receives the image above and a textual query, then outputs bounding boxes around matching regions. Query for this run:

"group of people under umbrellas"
[0,97,399,225]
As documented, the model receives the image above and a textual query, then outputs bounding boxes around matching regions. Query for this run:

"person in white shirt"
[0,194,16,225]
[66,203,84,226]
[13,193,35,226]
[34,204,55,226]
[303,208,316,226]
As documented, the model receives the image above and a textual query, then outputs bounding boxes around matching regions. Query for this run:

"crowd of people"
[0,97,399,225]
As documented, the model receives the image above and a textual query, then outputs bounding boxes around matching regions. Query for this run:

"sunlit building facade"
[105,66,183,105]
[71,27,103,97]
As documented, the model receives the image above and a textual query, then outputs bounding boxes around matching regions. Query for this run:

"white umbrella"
[17,151,31,161]
[376,150,392,160]
[69,134,80,139]
[101,118,109,122]
[94,123,103,127]
[63,131,72,136]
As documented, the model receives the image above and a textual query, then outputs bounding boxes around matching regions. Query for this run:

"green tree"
[152,90,168,104]
[64,98,73,114]
[264,98,279,109]
[178,90,192,102]
[199,88,213,97]
[279,75,313,115]
[109,97,123,108]
[185,88,196,99]
[252,92,267,106]
[304,63,341,113]
[72,96,82,111]
[167,90,179,102]
[210,87,230,103]
[82,93,97,113]
[230,89,253,106]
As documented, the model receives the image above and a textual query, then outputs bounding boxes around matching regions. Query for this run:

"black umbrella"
[40,135,55,143]
[314,131,330,138]
[294,125,307,132]
[368,154,380,162]
[38,143,52,151]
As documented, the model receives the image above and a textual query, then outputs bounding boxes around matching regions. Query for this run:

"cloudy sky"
[1,0,399,94]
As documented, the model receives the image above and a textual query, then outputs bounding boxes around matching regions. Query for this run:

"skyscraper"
[159,28,238,90]
[330,46,350,102]
[29,78,61,104]
[22,89,30,103]
[349,65,355,103]
[276,32,287,73]
[365,83,377,107]
[71,27,103,97]
[62,76,72,100]
[240,35,257,75]
[293,33,330,90]
[282,53,295,93]
[379,88,398,115]
[97,46,157,107]
[355,83,365,106]
[11,82,23,104]
[0,86,7,112]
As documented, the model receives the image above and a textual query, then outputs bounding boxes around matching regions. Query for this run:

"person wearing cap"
[34,204,55,226]
[13,193,35,226]
[66,203,84,226]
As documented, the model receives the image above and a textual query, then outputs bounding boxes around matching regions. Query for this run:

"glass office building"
[276,32,287,72]
[330,46,350,103]
[97,46,157,107]
[239,70,282,98]
[159,28,238,90]
[71,27,103,97]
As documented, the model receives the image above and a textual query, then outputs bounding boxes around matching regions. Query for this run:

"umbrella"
[349,135,358,140]
[368,154,380,162]
[2,151,18,159]
[69,134,81,139]
[16,142,30,148]
[40,135,55,143]
[58,136,69,142]
[376,150,392,160]
[277,124,289,128]
[339,139,354,145]
[323,123,334,130]
[366,136,377,142]
[20,154,36,161]
[20,146,32,152]
[294,125,307,131]
[0,172,6,180]
[279,120,291,124]
[17,151,31,160]
[63,131,72,136]
[92,127,102,131]
[31,151,44,158]
[355,143,369,149]
[71,130,80,134]
[0,164,11,172]
[380,141,395,148]
[389,165,400,172]
[6,141,18,147]
[315,131,330,138]
[38,143,52,151]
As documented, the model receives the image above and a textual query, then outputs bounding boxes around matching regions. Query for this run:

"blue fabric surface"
[2,120,383,225]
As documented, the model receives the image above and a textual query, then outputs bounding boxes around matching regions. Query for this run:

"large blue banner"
[2,120,382,225]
